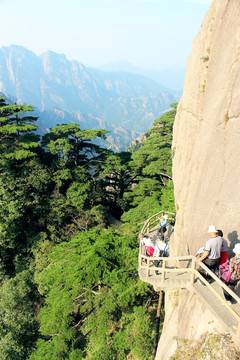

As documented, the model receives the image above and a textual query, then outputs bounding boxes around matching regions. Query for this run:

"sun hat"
[163,214,169,220]
[233,243,240,254]
[207,225,218,233]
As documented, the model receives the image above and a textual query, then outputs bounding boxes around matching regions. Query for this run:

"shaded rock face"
[156,289,232,360]
[157,290,224,360]
[172,0,240,257]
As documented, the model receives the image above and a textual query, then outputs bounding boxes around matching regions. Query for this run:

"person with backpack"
[223,243,240,304]
[153,236,169,271]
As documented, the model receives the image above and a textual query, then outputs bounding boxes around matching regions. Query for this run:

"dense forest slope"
[0,45,179,151]
[0,96,176,359]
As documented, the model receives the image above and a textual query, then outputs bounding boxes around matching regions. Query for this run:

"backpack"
[159,249,166,257]
[219,262,231,283]
[158,243,168,257]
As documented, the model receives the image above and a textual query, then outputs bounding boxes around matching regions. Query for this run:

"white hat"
[233,243,240,254]
[207,225,218,233]
[164,214,169,220]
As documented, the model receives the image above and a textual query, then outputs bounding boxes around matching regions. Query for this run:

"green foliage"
[158,181,175,213]
[0,96,176,359]
[42,123,109,168]
[131,103,176,180]
[0,99,40,163]
[117,222,140,235]
[0,159,52,272]
[0,270,38,360]
[30,229,154,360]
[121,196,162,224]
[119,104,177,224]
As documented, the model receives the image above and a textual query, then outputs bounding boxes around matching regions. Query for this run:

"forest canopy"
[0,97,177,359]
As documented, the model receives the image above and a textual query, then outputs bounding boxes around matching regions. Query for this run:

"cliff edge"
[157,0,240,358]
[172,0,240,257]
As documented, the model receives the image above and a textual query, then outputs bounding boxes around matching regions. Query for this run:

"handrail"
[139,253,240,328]
[141,210,175,235]
[139,210,240,333]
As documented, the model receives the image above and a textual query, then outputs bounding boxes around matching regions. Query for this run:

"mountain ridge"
[0,44,180,151]
[97,59,185,93]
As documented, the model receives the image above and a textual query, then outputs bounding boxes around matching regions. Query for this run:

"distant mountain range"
[97,60,185,93]
[0,45,180,151]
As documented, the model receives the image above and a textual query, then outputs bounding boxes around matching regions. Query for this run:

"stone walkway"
[139,223,240,340]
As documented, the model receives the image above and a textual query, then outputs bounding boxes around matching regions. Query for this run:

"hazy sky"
[0,0,212,70]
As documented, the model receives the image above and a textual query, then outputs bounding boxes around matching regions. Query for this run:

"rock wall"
[172,0,240,257]
[156,289,234,360]
[157,1,240,358]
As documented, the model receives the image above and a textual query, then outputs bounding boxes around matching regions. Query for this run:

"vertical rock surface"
[172,0,240,257]
[156,289,226,360]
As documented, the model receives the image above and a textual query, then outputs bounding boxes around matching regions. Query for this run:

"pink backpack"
[219,261,231,283]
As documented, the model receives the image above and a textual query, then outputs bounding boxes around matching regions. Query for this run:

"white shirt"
[141,236,154,248]
[153,241,169,257]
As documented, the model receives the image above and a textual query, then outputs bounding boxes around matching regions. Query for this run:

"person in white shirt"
[153,237,169,269]
[139,233,155,257]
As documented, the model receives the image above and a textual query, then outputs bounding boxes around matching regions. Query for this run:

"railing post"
[237,320,240,336]
[162,259,166,282]
[191,257,196,284]
[147,258,150,277]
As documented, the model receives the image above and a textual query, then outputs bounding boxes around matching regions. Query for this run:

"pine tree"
[30,229,155,360]
[0,98,40,163]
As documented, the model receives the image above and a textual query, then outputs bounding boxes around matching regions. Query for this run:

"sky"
[0,0,212,71]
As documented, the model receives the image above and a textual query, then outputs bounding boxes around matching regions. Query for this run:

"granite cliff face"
[156,1,240,358]
[172,0,240,257]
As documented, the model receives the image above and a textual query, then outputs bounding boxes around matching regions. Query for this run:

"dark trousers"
[223,278,239,301]
[157,226,166,237]
[198,258,219,280]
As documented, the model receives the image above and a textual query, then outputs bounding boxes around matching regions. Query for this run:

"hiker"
[217,229,229,266]
[139,233,155,257]
[196,225,223,281]
[153,236,169,260]
[223,243,240,304]
[153,236,169,273]
[157,214,168,237]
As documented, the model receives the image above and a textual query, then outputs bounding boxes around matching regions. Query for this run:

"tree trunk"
[152,291,164,360]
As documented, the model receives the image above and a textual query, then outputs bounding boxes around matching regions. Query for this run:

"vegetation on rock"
[170,332,240,360]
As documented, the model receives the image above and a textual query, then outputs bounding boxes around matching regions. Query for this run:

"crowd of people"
[196,225,240,305]
[139,216,240,306]
[139,214,170,273]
